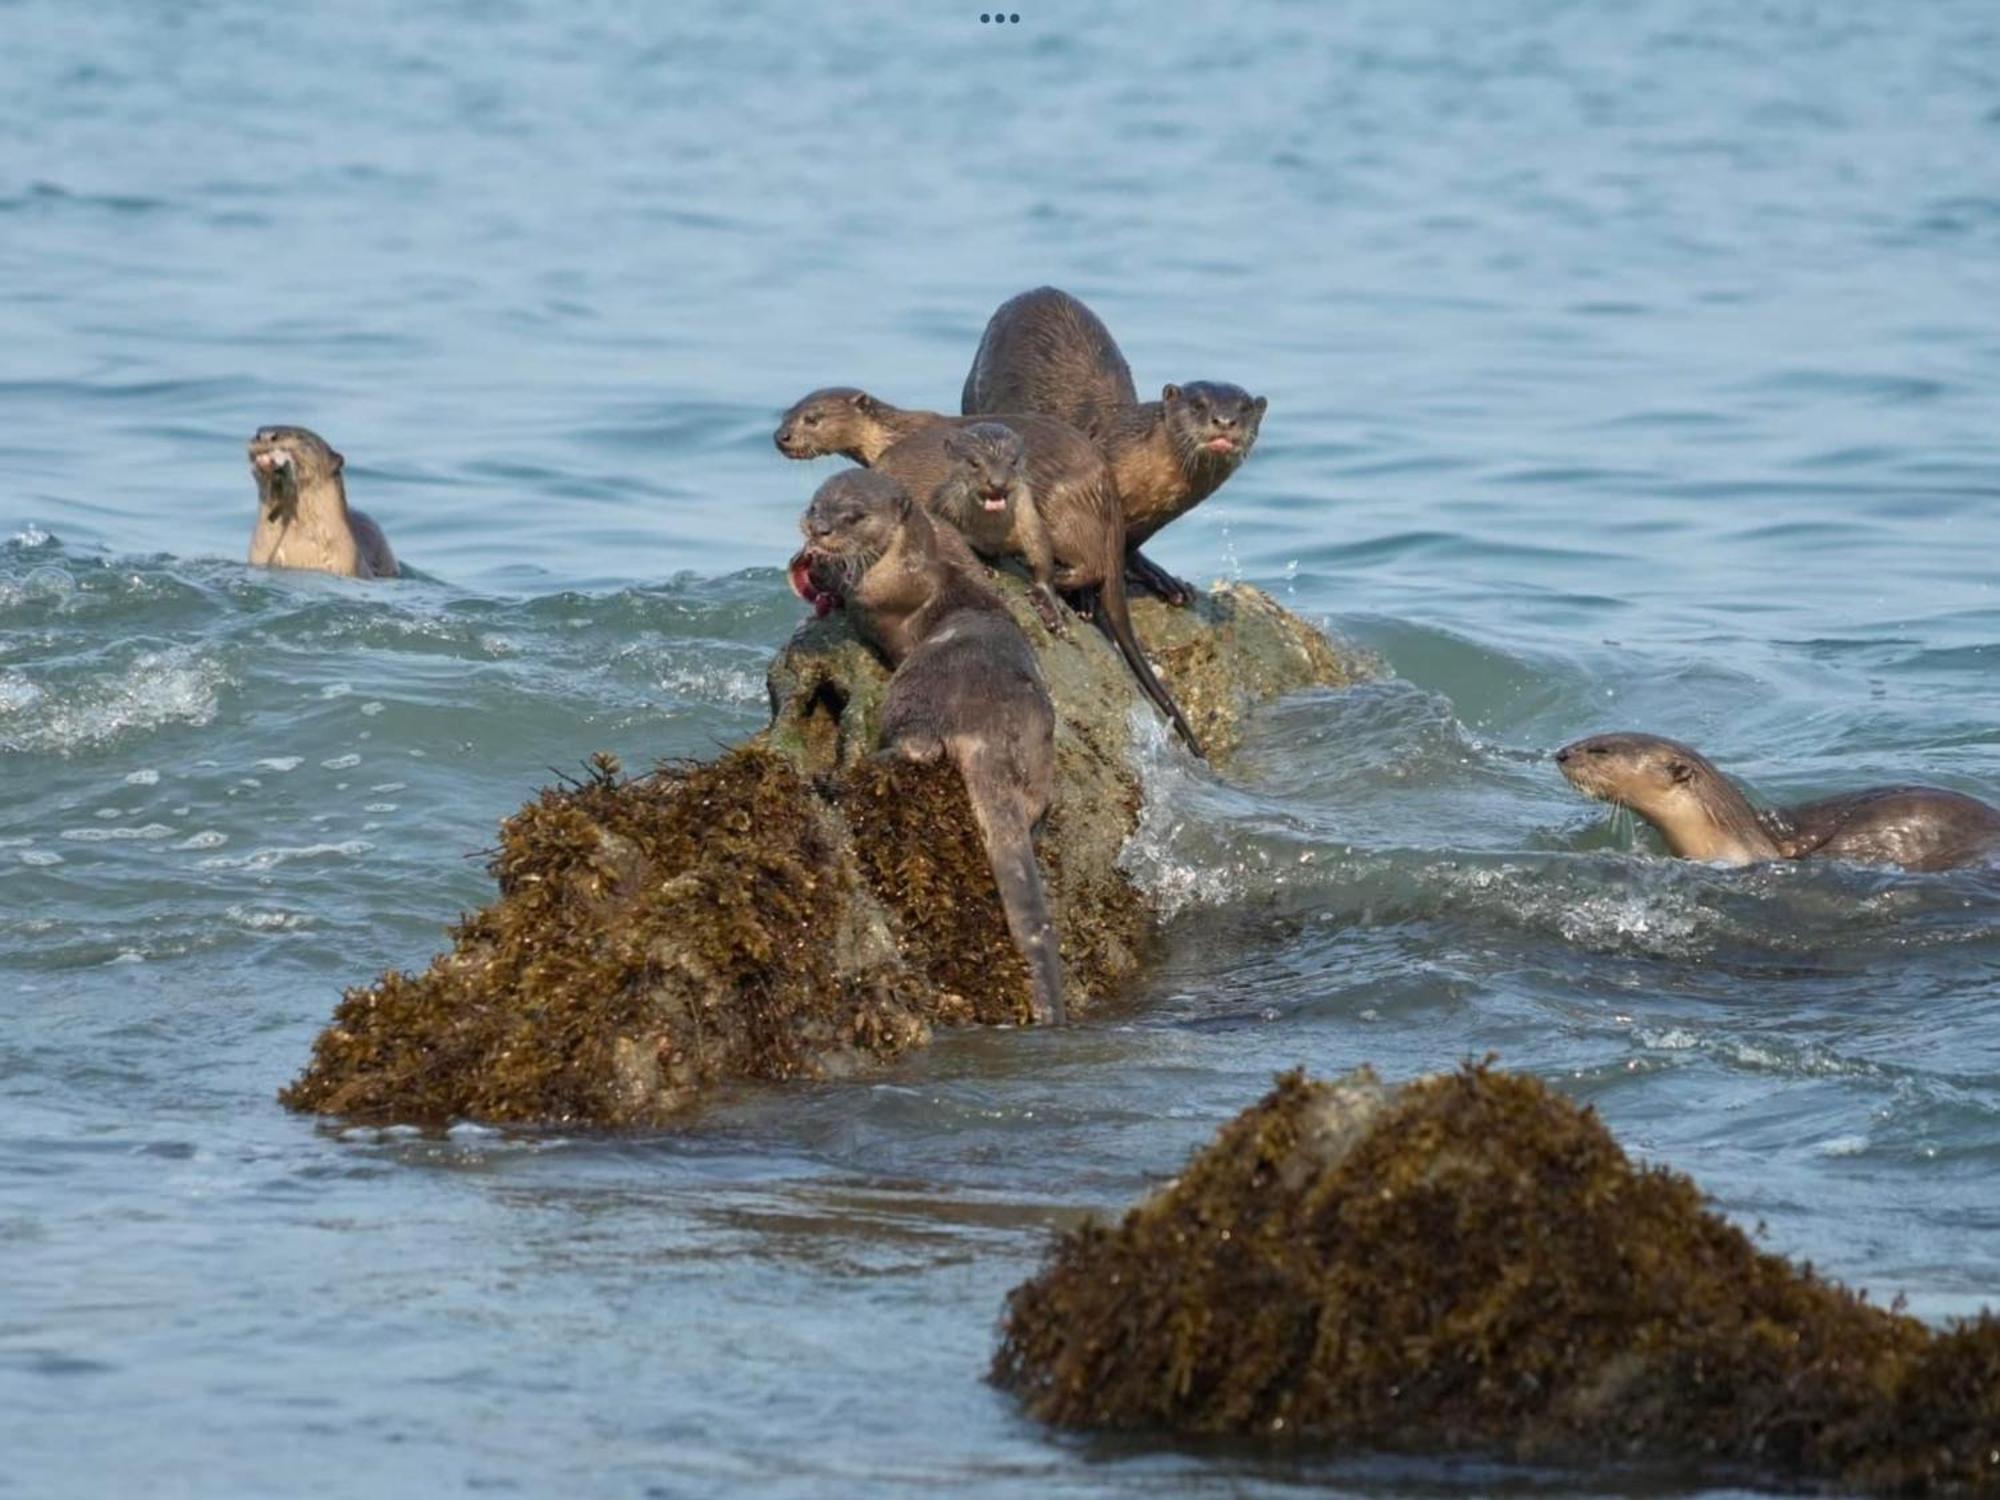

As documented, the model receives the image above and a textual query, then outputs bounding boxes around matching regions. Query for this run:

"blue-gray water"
[5,2,2000,1494]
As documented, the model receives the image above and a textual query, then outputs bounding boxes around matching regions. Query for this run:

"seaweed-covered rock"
[767,574,1367,1003]
[994,1065,2000,1496]
[284,579,1369,1126]
[282,749,935,1126]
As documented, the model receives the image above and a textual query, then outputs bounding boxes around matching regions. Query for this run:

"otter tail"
[959,762,1065,1026]
[1095,560,1204,758]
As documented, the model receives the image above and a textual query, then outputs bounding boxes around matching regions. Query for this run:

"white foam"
[255,757,303,773]
[176,831,227,850]
[225,905,313,931]
[197,839,373,870]
[18,848,63,866]
[0,649,225,755]
[0,672,46,714]
[321,753,361,770]
[1115,709,1247,919]
[123,768,159,785]
[60,823,175,842]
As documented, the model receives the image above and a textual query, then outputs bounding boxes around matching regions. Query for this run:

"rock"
[992,1064,2000,1496]
[282,578,1371,1127]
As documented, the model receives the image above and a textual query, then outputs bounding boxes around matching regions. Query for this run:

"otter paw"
[1128,564,1194,607]
[1030,587,1066,635]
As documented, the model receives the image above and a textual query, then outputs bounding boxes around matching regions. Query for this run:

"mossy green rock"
[994,1064,2000,1496]
[284,579,1368,1127]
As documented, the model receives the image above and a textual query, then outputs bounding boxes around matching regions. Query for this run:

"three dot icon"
[979,12,1022,21]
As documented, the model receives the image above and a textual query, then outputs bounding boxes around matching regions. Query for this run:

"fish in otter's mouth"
[788,549,839,618]
[250,445,298,517]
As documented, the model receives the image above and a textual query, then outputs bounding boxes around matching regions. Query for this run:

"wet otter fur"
[247,426,397,580]
[774,388,1203,757]
[930,423,1064,634]
[789,470,1065,1024]
[1557,731,2000,872]
[959,287,1267,607]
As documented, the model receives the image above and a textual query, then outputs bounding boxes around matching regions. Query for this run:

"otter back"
[962,287,1138,440]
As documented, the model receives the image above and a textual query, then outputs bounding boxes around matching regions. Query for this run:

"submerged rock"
[993,1064,2000,1496]
[283,577,1369,1126]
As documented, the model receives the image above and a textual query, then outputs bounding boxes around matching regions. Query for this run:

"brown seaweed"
[994,1064,2000,1496]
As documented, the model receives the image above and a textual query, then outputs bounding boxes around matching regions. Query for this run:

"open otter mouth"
[1205,435,1239,455]
[980,488,1009,513]
[788,549,839,618]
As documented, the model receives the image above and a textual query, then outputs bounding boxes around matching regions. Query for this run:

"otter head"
[774,388,885,461]
[1555,732,1773,863]
[1162,381,1267,468]
[1555,733,1703,811]
[248,425,343,520]
[788,470,916,617]
[935,423,1028,525]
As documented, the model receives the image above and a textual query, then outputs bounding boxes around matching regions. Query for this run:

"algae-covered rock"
[994,1065,2000,1496]
[767,574,1367,1005]
[767,573,1366,776]
[282,749,934,1126]
[284,577,1368,1127]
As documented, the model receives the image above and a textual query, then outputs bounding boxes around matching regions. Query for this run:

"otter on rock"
[931,424,1064,633]
[960,287,1268,607]
[247,426,397,580]
[789,470,1064,1025]
[1556,731,2000,872]
[774,388,1204,757]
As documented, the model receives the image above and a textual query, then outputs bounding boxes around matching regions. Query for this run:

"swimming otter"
[1556,732,2000,872]
[775,389,1203,756]
[959,288,1268,607]
[247,426,397,580]
[789,470,1064,1025]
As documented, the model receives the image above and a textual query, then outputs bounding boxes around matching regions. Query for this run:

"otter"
[775,389,1203,756]
[789,470,1064,1025]
[961,285,1136,441]
[1556,732,2000,872]
[959,288,1268,607]
[930,424,1064,633]
[247,426,397,580]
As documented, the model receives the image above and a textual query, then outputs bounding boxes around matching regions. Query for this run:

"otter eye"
[803,414,821,427]
[1588,745,1609,756]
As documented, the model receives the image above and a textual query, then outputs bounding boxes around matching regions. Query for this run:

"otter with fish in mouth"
[789,469,1065,1025]
[246,426,398,580]
[774,388,1203,756]
[1556,731,2000,872]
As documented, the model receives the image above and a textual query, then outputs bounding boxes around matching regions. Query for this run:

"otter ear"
[1666,759,1693,784]
[850,392,878,415]
[1162,384,1181,403]
[1252,395,1268,415]
[330,448,346,473]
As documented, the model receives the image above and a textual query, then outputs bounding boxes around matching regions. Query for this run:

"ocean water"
[5,1,2000,1494]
